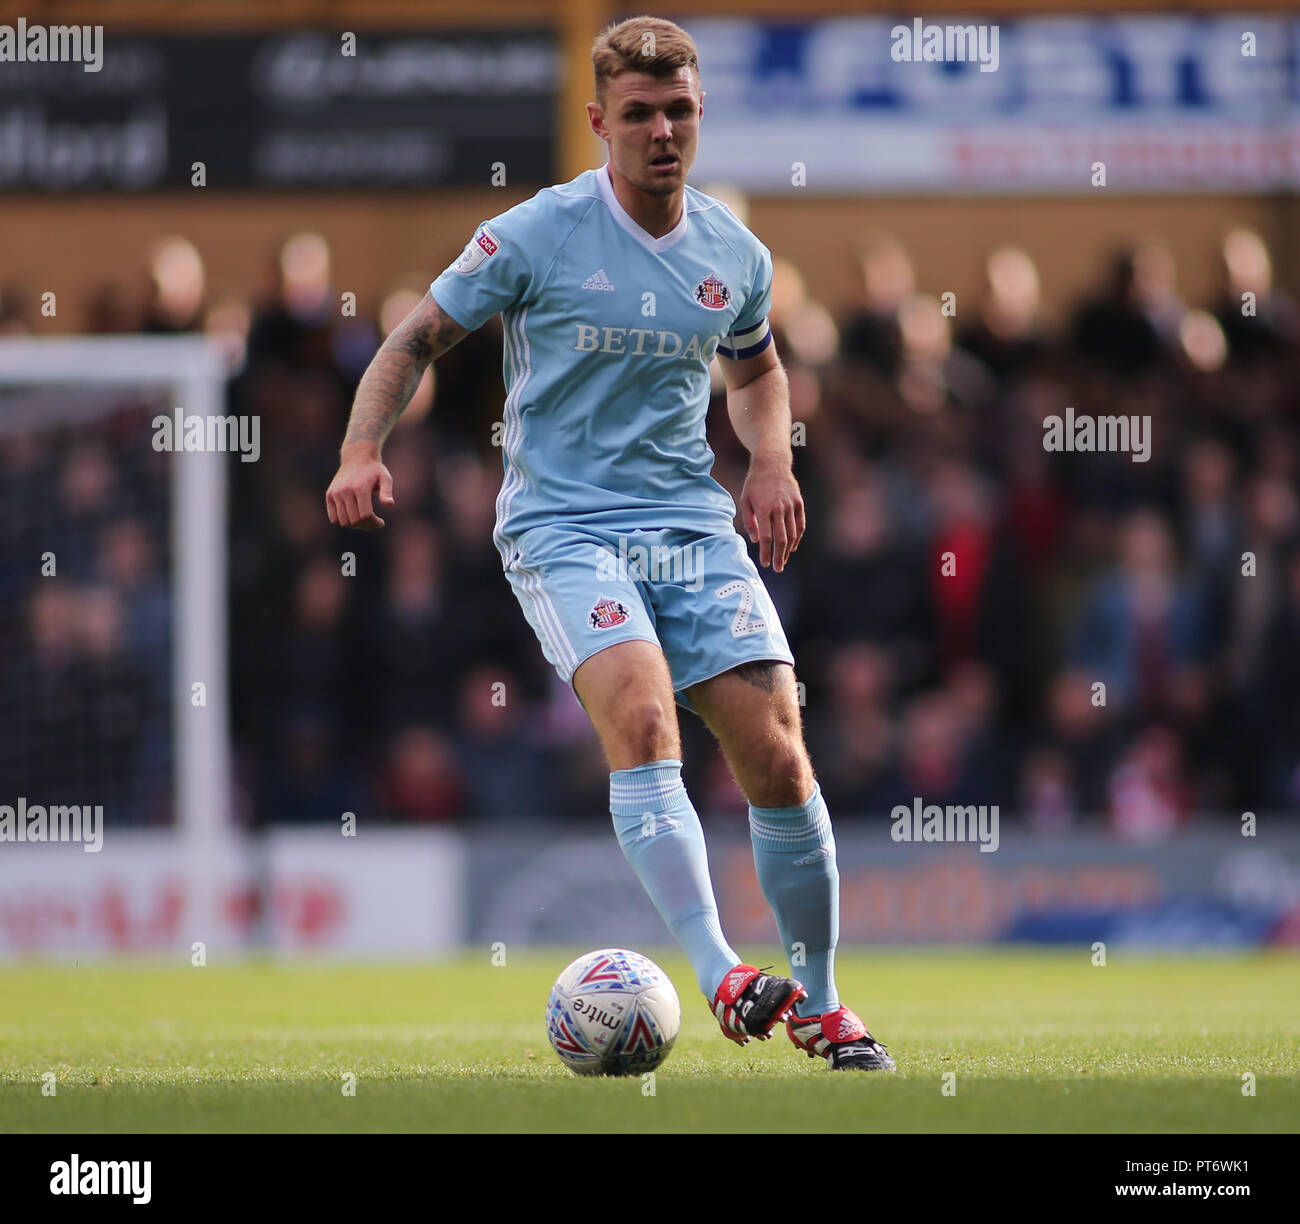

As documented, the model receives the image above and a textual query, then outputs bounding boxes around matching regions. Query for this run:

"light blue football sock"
[748,781,840,1018]
[610,760,739,999]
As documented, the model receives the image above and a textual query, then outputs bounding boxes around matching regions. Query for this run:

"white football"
[545,948,681,1076]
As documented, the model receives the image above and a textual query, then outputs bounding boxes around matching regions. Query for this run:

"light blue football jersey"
[429,163,774,567]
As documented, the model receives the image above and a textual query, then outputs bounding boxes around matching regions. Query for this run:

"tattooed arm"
[326,292,468,530]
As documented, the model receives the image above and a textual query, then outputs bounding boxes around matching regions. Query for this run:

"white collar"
[596,162,690,254]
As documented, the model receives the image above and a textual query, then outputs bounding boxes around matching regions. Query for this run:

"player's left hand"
[740,454,805,572]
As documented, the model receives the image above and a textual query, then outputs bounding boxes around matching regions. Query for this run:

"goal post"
[0,335,234,948]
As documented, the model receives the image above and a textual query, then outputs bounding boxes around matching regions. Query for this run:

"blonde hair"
[592,15,699,105]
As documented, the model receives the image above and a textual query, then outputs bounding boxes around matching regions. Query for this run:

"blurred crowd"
[0,445,173,820]
[3,217,1298,838]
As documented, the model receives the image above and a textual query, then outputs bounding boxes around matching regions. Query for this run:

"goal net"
[0,336,233,943]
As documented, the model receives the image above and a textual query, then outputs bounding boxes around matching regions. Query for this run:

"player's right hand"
[326,446,395,530]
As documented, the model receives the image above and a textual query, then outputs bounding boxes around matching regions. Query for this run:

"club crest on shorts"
[589,596,630,630]
[693,271,731,310]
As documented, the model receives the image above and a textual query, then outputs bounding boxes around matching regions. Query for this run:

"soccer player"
[326,15,894,1071]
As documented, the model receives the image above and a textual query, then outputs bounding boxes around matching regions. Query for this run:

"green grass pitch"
[1,950,1296,1133]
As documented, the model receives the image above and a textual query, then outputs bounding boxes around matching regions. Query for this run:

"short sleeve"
[716,242,773,361]
[429,215,534,332]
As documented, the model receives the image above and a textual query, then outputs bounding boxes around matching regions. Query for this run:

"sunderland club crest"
[589,596,630,630]
[693,271,731,310]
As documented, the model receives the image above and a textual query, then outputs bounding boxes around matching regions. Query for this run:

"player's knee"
[612,695,678,764]
[752,738,814,808]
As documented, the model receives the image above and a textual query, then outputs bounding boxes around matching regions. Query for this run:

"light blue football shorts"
[503,522,795,712]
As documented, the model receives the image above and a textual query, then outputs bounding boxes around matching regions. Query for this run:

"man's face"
[589,67,703,196]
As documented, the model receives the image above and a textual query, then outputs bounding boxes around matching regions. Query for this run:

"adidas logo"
[724,969,751,997]
[637,815,683,840]
[581,268,615,291]
[793,847,832,866]
[832,1009,864,1040]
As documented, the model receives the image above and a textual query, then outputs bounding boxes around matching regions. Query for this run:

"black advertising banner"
[0,28,558,191]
